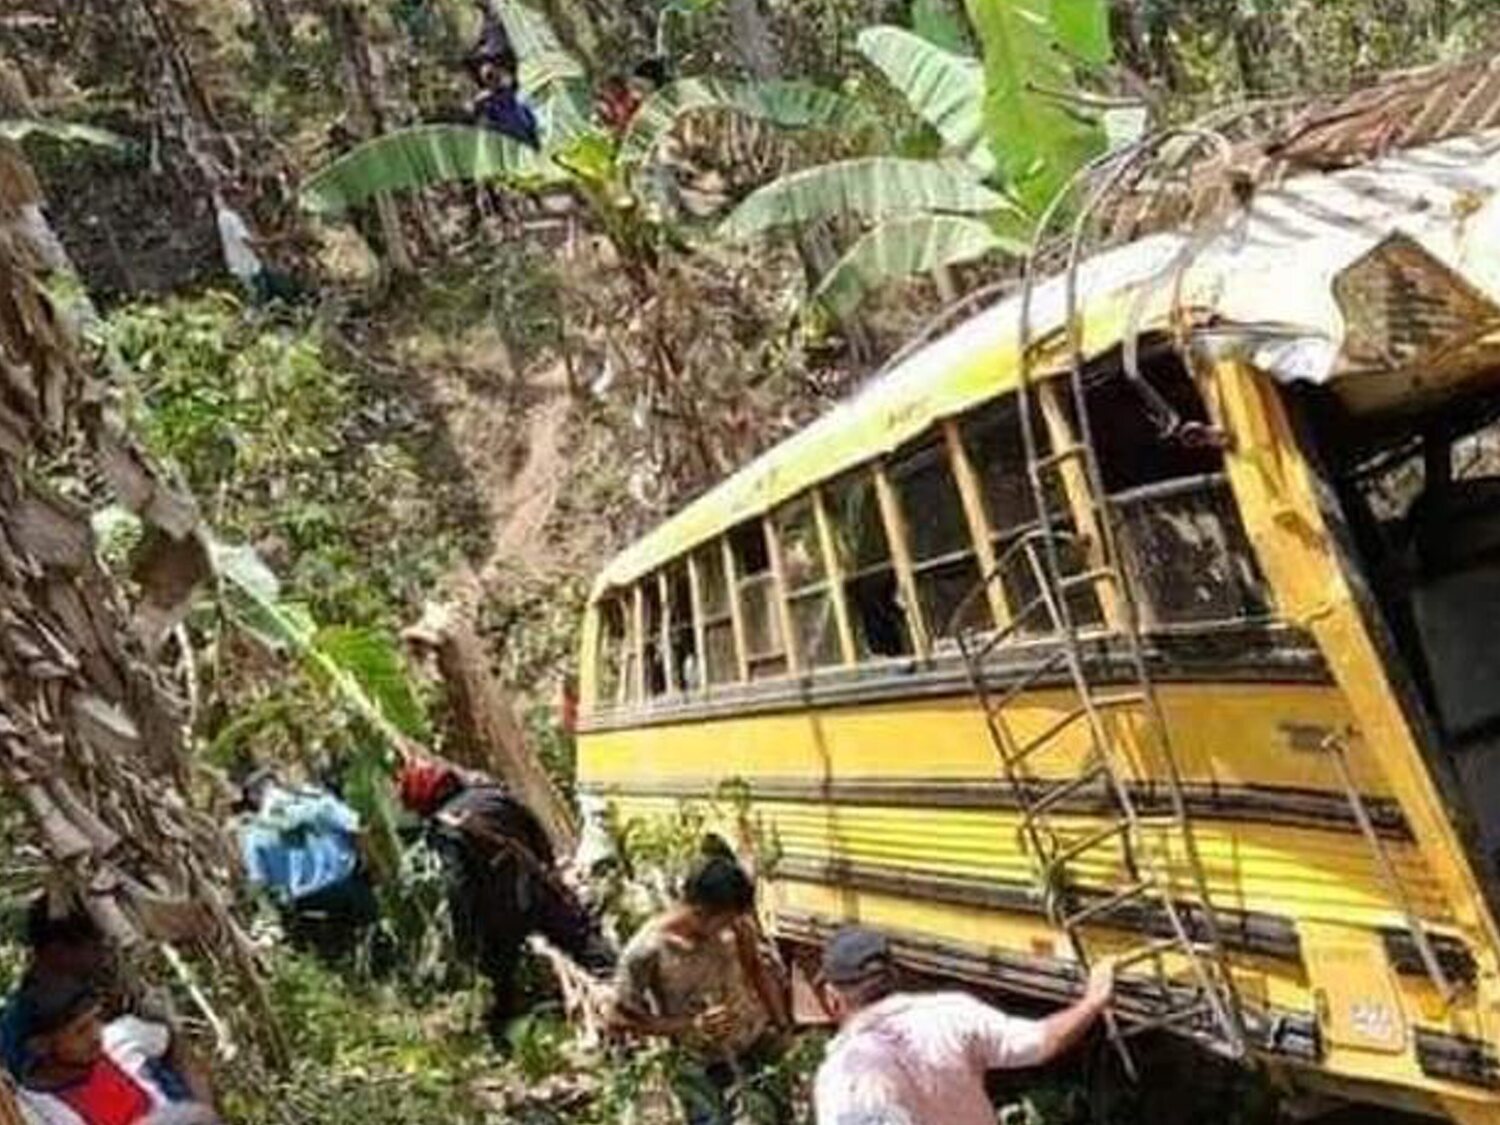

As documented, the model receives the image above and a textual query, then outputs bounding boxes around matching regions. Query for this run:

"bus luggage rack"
[949,419,1246,1078]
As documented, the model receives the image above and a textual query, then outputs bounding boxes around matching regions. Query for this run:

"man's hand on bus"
[692,1003,735,1040]
[1030,956,1120,1064]
[1083,956,1117,1012]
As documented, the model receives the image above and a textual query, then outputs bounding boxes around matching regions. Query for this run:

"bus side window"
[642,577,668,696]
[695,544,740,685]
[594,596,629,707]
[1086,347,1271,627]
[826,471,914,659]
[731,520,789,679]
[963,395,1099,632]
[774,497,842,668]
[665,562,698,691]
[888,435,986,642]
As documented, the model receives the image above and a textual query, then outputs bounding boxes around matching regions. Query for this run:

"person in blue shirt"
[235,769,379,964]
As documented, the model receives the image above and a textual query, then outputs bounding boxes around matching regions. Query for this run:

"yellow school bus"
[578,126,1500,1122]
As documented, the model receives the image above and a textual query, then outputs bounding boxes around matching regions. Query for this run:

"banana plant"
[964,0,1113,213]
[210,538,428,752]
[299,1,869,266]
[719,0,1123,315]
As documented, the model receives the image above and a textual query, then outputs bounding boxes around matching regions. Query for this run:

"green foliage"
[505,1009,572,1082]
[108,295,459,631]
[226,955,495,1125]
[855,25,992,173]
[721,157,1010,239]
[815,212,1023,315]
[300,125,557,216]
[963,0,1112,212]
[911,0,973,53]
[618,78,875,167]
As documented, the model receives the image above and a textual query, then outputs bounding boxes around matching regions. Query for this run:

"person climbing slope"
[611,851,791,1125]
[465,15,539,148]
[395,757,612,1042]
[235,766,380,965]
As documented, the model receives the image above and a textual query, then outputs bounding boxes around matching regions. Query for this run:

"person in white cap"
[813,926,1115,1125]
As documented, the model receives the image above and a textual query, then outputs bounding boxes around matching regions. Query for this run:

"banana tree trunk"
[325,0,415,277]
[252,0,294,55]
[0,205,283,1069]
[723,0,872,359]
[406,588,579,857]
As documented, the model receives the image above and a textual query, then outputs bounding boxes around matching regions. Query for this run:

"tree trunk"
[725,0,781,80]
[251,0,294,55]
[406,589,579,857]
[536,0,604,76]
[723,0,873,360]
[0,1076,24,1125]
[0,205,284,1070]
[324,0,414,276]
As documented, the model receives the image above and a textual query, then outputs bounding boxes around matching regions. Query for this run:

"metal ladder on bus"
[949,379,1247,1077]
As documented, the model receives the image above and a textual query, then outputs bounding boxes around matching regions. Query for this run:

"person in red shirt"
[12,978,216,1125]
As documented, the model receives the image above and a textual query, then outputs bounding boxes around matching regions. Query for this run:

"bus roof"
[593,129,1500,598]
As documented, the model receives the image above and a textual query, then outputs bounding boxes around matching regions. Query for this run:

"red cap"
[396,758,460,817]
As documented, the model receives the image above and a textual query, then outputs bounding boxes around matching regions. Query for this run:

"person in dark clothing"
[465,18,540,148]
[395,758,611,1041]
[1,903,109,1081]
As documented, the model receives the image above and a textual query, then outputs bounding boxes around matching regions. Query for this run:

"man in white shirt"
[813,927,1115,1125]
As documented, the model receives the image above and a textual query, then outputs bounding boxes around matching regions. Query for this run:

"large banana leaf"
[212,539,428,745]
[0,118,127,151]
[618,78,872,168]
[963,0,1111,214]
[300,125,555,215]
[911,0,973,52]
[720,157,1012,241]
[518,50,585,93]
[496,0,566,62]
[814,214,1022,316]
[856,26,992,177]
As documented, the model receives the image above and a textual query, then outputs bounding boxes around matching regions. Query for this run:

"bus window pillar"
[875,464,932,658]
[687,553,709,693]
[658,570,678,694]
[943,418,1010,633]
[1036,378,1122,628]
[722,537,751,683]
[763,514,803,675]
[812,486,858,666]
[631,583,646,702]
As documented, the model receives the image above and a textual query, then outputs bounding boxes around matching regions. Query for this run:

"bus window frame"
[813,486,858,666]
[592,593,632,709]
[657,570,676,694]
[874,463,932,659]
[772,494,850,671]
[631,583,646,703]
[729,518,789,680]
[723,536,751,683]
